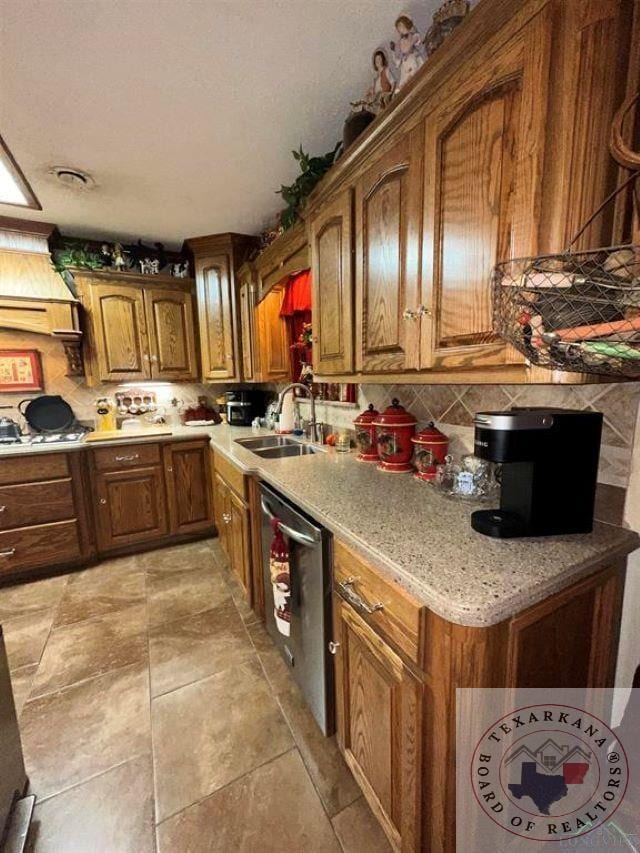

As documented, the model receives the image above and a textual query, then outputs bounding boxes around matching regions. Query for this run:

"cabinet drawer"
[334,540,423,665]
[0,479,76,530]
[93,442,161,471]
[213,451,246,499]
[0,520,81,575]
[0,453,70,486]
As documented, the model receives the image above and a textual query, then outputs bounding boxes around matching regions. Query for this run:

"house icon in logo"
[505,739,592,775]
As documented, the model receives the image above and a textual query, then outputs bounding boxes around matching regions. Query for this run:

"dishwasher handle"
[261,497,319,548]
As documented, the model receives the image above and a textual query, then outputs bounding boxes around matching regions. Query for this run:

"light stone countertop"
[1,423,637,627]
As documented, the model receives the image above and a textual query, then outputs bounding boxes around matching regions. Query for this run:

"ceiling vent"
[48,166,96,191]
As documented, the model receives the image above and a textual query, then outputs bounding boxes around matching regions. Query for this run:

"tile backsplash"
[3,330,639,488]
[297,382,640,489]
[0,331,226,425]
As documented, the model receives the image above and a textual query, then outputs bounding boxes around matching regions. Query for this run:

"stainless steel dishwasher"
[259,483,334,735]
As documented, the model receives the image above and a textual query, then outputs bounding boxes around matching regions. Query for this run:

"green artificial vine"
[52,241,104,277]
[277,143,341,229]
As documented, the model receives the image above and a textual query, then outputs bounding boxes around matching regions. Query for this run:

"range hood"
[0,216,83,374]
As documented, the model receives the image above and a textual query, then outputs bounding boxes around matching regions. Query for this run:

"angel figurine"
[367,48,396,112]
[389,14,425,91]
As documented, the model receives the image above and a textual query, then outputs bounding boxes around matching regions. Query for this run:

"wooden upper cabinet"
[194,252,238,381]
[187,233,258,383]
[355,131,424,374]
[309,189,354,375]
[76,273,198,385]
[144,288,198,381]
[239,279,257,382]
[256,283,290,382]
[88,282,151,382]
[421,13,550,372]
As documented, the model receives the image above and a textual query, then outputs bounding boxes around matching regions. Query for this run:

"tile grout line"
[142,554,160,852]
[154,745,298,829]
[30,751,152,807]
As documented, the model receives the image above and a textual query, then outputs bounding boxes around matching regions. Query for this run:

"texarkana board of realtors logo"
[457,690,634,850]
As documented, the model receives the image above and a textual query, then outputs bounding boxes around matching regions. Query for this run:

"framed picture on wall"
[0,350,44,392]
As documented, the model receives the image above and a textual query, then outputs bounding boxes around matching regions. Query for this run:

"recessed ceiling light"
[49,166,96,191]
[0,134,41,209]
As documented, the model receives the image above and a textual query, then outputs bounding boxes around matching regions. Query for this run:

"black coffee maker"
[471,408,602,538]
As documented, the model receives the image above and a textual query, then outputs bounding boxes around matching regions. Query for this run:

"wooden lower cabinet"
[333,594,423,852]
[0,452,92,580]
[229,490,251,597]
[211,451,255,604]
[94,465,169,551]
[332,539,627,853]
[164,441,213,535]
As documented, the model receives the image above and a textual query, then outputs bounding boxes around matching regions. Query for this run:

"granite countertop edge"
[1,424,637,628]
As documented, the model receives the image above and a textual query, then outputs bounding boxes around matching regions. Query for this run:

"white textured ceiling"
[0,0,440,249]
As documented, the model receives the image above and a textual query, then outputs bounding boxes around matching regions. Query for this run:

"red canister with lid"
[411,422,449,481]
[353,403,379,462]
[372,398,417,473]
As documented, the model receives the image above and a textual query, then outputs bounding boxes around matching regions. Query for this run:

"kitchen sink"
[234,436,299,450]
[253,444,316,458]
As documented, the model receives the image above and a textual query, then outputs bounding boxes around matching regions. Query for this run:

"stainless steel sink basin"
[235,436,299,450]
[253,444,316,459]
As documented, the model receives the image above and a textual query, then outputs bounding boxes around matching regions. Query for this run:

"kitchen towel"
[269,517,291,636]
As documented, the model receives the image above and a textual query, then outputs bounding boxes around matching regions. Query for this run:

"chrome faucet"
[275,383,323,444]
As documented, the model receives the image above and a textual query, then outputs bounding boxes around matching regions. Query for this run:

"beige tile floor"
[1,538,392,852]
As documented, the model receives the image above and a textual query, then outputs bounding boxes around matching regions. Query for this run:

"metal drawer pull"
[115,454,139,462]
[338,577,384,615]
[328,641,340,655]
[0,547,16,558]
[222,512,231,524]
[0,506,5,513]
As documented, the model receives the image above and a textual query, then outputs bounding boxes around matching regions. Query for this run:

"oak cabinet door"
[421,27,547,371]
[333,595,422,851]
[355,129,424,375]
[310,189,354,375]
[229,489,251,599]
[213,472,231,558]
[144,288,198,381]
[256,284,290,382]
[164,441,213,536]
[95,466,168,551]
[239,281,257,381]
[195,253,238,381]
[89,283,151,382]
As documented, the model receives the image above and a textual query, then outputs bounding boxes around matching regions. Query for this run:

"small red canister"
[411,422,449,481]
[353,403,379,462]
[372,398,417,473]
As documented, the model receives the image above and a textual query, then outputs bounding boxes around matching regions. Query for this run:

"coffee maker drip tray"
[471,509,528,539]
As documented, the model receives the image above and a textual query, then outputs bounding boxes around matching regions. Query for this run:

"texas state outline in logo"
[470,703,629,842]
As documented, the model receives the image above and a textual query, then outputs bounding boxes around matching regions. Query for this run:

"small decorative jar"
[411,422,449,481]
[372,398,417,473]
[353,403,379,462]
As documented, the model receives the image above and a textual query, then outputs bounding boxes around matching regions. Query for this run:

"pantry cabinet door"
[89,283,151,382]
[309,189,354,375]
[333,594,422,851]
[421,19,548,371]
[144,288,198,381]
[355,128,424,375]
[195,253,239,381]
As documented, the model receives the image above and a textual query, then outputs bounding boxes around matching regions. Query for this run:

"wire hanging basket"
[493,93,640,379]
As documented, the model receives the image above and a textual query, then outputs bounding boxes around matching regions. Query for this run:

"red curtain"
[281,270,312,382]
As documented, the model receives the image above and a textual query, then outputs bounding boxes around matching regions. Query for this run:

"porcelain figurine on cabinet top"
[389,14,425,91]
